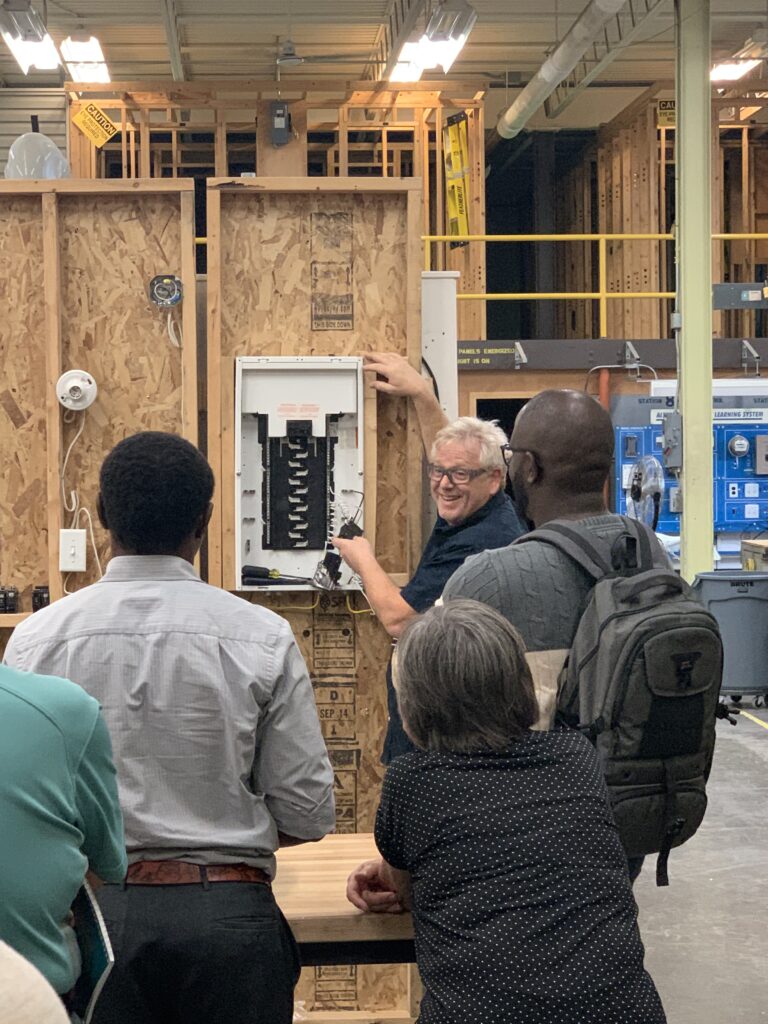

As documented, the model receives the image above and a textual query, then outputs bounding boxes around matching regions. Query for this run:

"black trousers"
[92,881,300,1024]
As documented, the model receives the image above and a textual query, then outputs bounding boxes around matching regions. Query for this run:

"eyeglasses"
[427,463,488,485]
[500,444,543,470]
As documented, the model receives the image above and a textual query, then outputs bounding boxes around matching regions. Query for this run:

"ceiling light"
[0,1,60,73]
[424,0,477,74]
[710,59,761,83]
[61,34,104,63]
[388,0,477,82]
[711,30,767,83]
[389,38,428,82]
[61,34,110,82]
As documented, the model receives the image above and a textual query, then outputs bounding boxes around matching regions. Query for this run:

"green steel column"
[676,0,713,580]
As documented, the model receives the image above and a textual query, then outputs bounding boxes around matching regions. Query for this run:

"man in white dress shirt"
[6,431,336,1024]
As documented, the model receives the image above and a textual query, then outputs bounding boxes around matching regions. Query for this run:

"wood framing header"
[207,176,423,194]
[0,179,196,195]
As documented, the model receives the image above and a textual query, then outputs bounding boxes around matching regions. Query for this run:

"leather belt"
[125,860,270,886]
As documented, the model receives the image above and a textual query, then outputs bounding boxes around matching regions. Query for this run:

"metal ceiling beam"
[544,0,668,119]
[159,0,185,82]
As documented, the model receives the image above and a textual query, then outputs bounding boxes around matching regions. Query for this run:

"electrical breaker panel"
[612,393,768,535]
[235,356,365,591]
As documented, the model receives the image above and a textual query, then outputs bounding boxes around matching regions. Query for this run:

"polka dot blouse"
[375,728,666,1024]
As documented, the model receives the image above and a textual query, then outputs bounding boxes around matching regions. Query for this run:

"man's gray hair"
[395,599,539,754]
[431,416,507,471]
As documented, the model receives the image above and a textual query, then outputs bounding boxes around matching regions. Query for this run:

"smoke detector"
[56,370,98,411]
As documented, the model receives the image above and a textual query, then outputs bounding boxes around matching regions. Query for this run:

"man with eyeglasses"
[333,409,527,762]
[443,389,641,701]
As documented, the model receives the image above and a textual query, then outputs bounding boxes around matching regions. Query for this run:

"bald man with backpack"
[444,389,724,885]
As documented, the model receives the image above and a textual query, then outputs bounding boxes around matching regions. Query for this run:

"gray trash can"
[692,571,768,707]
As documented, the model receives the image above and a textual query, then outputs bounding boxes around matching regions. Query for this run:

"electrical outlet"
[59,529,86,572]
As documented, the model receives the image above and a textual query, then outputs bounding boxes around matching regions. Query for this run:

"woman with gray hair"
[347,599,666,1024]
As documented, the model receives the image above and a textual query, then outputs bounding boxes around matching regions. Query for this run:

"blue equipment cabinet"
[614,425,680,532]
[618,393,768,536]
[713,425,768,531]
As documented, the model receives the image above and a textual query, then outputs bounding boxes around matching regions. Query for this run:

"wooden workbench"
[275,834,421,1023]
[274,833,414,966]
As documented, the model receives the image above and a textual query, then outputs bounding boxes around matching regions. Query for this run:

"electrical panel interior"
[235,356,364,591]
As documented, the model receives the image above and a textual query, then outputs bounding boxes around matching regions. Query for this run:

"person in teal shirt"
[0,664,127,996]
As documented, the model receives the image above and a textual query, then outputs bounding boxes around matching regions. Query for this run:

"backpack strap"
[516,516,659,582]
[514,522,612,581]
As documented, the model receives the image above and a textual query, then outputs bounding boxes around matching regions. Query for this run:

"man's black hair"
[99,432,214,555]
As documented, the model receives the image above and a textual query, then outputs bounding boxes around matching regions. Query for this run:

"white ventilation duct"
[497,0,628,139]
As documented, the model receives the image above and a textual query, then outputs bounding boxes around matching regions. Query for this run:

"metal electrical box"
[235,356,365,591]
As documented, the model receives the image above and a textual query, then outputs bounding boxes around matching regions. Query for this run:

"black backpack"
[517,516,724,885]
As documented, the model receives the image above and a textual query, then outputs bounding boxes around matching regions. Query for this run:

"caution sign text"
[72,103,119,149]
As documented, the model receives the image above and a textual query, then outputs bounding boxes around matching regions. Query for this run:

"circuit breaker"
[235,356,365,590]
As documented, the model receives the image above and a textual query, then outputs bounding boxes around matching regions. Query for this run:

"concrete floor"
[635,706,768,1023]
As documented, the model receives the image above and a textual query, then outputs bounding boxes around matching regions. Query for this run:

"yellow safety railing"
[422,232,768,338]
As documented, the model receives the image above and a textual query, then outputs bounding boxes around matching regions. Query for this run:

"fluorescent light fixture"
[710,59,760,82]
[388,0,477,81]
[389,38,429,82]
[0,1,60,73]
[61,34,110,82]
[711,30,767,83]
[425,0,477,73]
[389,58,425,82]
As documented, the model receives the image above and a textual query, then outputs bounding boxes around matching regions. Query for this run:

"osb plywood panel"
[219,190,410,574]
[0,197,47,605]
[295,963,406,1015]
[247,588,404,1012]
[220,189,414,1015]
[58,194,185,587]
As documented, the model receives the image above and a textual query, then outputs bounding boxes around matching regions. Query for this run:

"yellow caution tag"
[657,100,676,129]
[72,102,118,148]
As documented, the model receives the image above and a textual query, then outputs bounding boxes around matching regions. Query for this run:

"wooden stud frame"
[65,81,487,346]
[0,179,197,619]
[205,176,423,591]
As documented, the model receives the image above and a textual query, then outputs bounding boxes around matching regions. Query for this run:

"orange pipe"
[598,367,611,410]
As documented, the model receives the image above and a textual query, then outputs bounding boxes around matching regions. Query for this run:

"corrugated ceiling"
[0,1,765,98]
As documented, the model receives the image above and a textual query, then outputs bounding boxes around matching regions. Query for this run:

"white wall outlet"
[60,529,87,572]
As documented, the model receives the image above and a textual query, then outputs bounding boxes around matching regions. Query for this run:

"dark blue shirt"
[383,491,526,763]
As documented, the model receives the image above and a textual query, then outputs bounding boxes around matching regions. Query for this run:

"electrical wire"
[166,311,182,349]
[165,309,186,434]
[584,363,659,393]
[421,357,441,404]
[59,409,104,589]
[75,506,103,578]
[60,410,86,521]
[346,593,374,615]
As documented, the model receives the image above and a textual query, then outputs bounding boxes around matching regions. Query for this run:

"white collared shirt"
[5,556,336,877]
